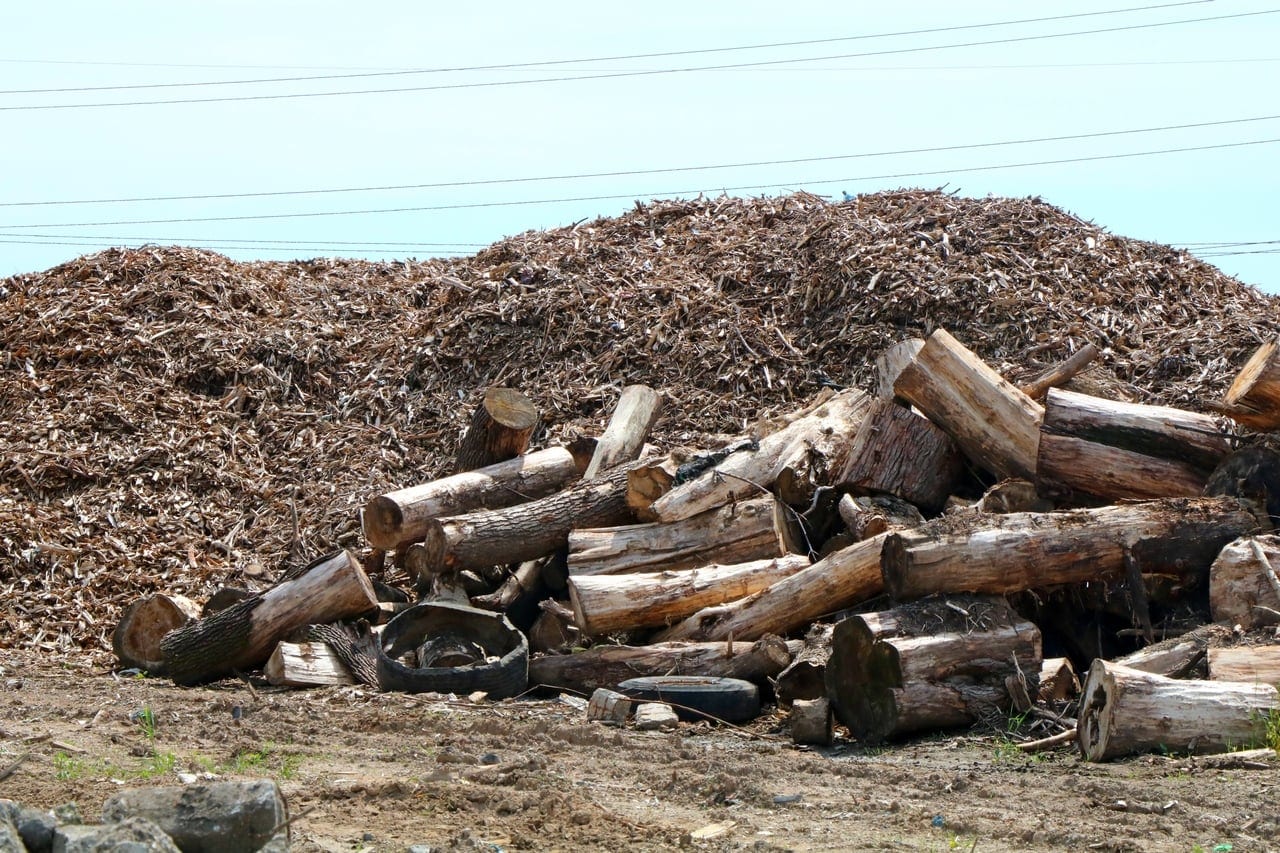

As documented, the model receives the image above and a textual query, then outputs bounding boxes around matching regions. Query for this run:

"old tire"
[377,601,528,699]
[617,675,761,723]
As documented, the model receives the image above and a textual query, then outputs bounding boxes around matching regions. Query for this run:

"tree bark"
[1222,337,1280,430]
[650,389,873,522]
[112,594,200,674]
[1210,535,1280,629]
[775,623,835,705]
[527,636,797,695]
[976,479,1054,514]
[160,550,377,686]
[892,327,1044,481]
[583,385,663,480]
[363,443,593,550]
[1077,659,1279,761]
[1208,645,1280,684]
[568,554,810,637]
[875,339,925,400]
[837,398,963,513]
[454,387,540,473]
[881,497,1262,601]
[1018,342,1099,401]
[653,533,887,642]
[264,641,356,687]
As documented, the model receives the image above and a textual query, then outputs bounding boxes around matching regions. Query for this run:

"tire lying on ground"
[377,601,529,698]
[617,676,761,723]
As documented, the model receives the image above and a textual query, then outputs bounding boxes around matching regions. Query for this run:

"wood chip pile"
[1,188,1275,660]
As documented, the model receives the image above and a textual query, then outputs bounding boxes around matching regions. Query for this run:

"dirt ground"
[1,654,1276,853]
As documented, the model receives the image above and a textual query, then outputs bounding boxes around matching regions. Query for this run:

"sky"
[2,1,1278,294]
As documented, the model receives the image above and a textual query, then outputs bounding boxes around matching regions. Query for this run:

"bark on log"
[881,497,1262,601]
[527,636,796,695]
[653,533,887,642]
[1036,388,1230,503]
[775,623,835,705]
[567,495,790,578]
[650,389,873,522]
[875,339,925,400]
[1222,337,1280,430]
[1210,535,1280,629]
[264,641,356,687]
[1018,343,1099,401]
[583,385,663,480]
[1208,645,1280,684]
[892,327,1044,481]
[363,444,593,550]
[454,387,540,473]
[625,455,680,522]
[837,398,963,513]
[1077,659,1279,761]
[112,594,200,673]
[569,554,810,637]
[160,550,377,686]
[977,479,1054,514]
[1113,624,1229,679]
[837,494,924,541]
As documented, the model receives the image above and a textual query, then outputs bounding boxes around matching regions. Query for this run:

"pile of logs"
[113,329,1280,761]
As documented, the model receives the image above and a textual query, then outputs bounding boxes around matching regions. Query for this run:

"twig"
[270,804,316,836]
[0,752,30,782]
[1017,729,1077,753]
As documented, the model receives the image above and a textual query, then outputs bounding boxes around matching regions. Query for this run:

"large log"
[568,554,810,637]
[582,385,663,480]
[454,387,540,473]
[836,398,963,513]
[649,389,873,522]
[1209,535,1280,629]
[1208,645,1280,684]
[1221,337,1280,430]
[881,497,1262,601]
[112,594,200,674]
[527,636,797,695]
[362,443,593,550]
[653,533,887,642]
[1077,660,1279,761]
[1036,388,1230,503]
[160,550,377,686]
[892,327,1044,481]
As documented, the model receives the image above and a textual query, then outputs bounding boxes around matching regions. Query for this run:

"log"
[1077,660,1279,761]
[527,636,796,695]
[1018,342,1099,401]
[775,623,834,705]
[453,387,540,473]
[471,559,545,616]
[159,550,377,686]
[881,497,1262,601]
[874,339,925,400]
[1113,624,1229,679]
[976,479,1054,514]
[837,494,924,541]
[650,389,873,522]
[1038,657,1080,703]
[568,554,810,637]
[1210,535,1280,629]
[654,533,887,642]
[264,641,356,687]
[1036,388,1230,502]
[790,698,833,746]
[567,495,791,577]
[1222,337,1280,430]
[836,398,963,513]
[625,455,680,521]
[362,443,593,550]
[1208,645,1280,684]
[528,604,577,653]
[825,596,1042,743]
[582,385,663,480]
[892,327,1044,481]
[112,594,200,674]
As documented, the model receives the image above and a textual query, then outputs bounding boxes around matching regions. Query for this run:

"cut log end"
[112,594,200,673]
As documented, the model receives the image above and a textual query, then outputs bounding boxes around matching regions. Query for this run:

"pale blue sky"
[2,1,1278,293]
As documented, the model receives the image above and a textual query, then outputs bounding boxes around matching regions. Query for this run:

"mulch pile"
[1,188,1274,661]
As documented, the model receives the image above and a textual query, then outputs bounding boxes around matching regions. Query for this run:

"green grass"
[227,742,305,780]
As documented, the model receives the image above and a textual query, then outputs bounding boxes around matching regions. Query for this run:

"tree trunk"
[1208,645,1280,684]
[264,641,356,687]
[363,443,593,550]
[775,623,835,706]
[453,387,540,473]
[1210,535,1280,629]
[160,550,377,686]
[1113,624,1230,679]
[1222,337,1280,430]
[1077,659,1279,761]
[650,389,873,522]
[653,533,887,643]
[568,554,810,637]
[112,594,200,674]
[1018,342,1099,401]
[583,385,663,480]
[875,339,925,400]
[836,398,963,513]
[527,636,797,695]
[1038,657,1080,702]
[625,455,680,522]
[881,498,1262,601]
[892,327,1044,481]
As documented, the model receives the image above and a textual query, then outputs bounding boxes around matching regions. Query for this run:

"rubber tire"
[377,601,529,699]
[616,676,761,723]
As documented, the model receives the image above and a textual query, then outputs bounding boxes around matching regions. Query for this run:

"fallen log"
[1077,660,1279,761]
[528,636,797,695]
[892,327,1044,481]
[568,554,810,637]
[1221,337,1280,430]
[582,385,663,480]
[625,455,681,521]
[874,339,925,400]
[264,641,356,687]
[977,479,1053,514]
[1113,624,1230,679]
[112,594,200,674]
[1209,535,1280,629]
[160,550,377,686]
[836,493,924,541]
[1208,645,1280,684]
[775,623,835,705]
[454,387,540,473]
[1018,342,1099,401]
[881,497,1262,601]
[836,398,963,513]
[362,443,593,550]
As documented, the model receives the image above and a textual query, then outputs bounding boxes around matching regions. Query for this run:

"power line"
[0,1,1209,95]
[1179,238,1280,248]
[4,7,1272,111]
[3,136,1277,230]
[6,112,1278,208]
[0,233,486,248]
[0,237,472,255]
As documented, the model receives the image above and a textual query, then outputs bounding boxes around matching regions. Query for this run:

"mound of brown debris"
[0,188,1274,659]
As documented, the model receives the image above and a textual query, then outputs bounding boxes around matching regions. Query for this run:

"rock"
[2,804,54,853]
[54,817,179,853]
[634,702,679,731]
[586,688,632,725]
[0,815,26,853]
[101,780,286,853]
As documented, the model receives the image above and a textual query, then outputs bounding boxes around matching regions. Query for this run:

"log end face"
[363,496,404,551]
[1077,658,1113,762]
[485,387,540,430]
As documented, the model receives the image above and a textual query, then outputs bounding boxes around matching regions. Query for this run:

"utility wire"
[0,237,471,255]
[0,233,486,248]
[4,7,1272,111]
[5,112,1278,208]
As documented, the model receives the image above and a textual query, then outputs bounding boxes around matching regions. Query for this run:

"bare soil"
[2,654,1275,853]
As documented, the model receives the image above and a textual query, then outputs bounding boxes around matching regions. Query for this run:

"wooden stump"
[1222,337,1280,430]
[454,388,539,474]
[790,698,833,746]
[112,594,200,673]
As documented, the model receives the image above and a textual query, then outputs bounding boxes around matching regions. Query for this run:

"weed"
[137,751,177,780]
[133,706,157,740]
[53,751,84,781]
[1260,707,1280,753]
